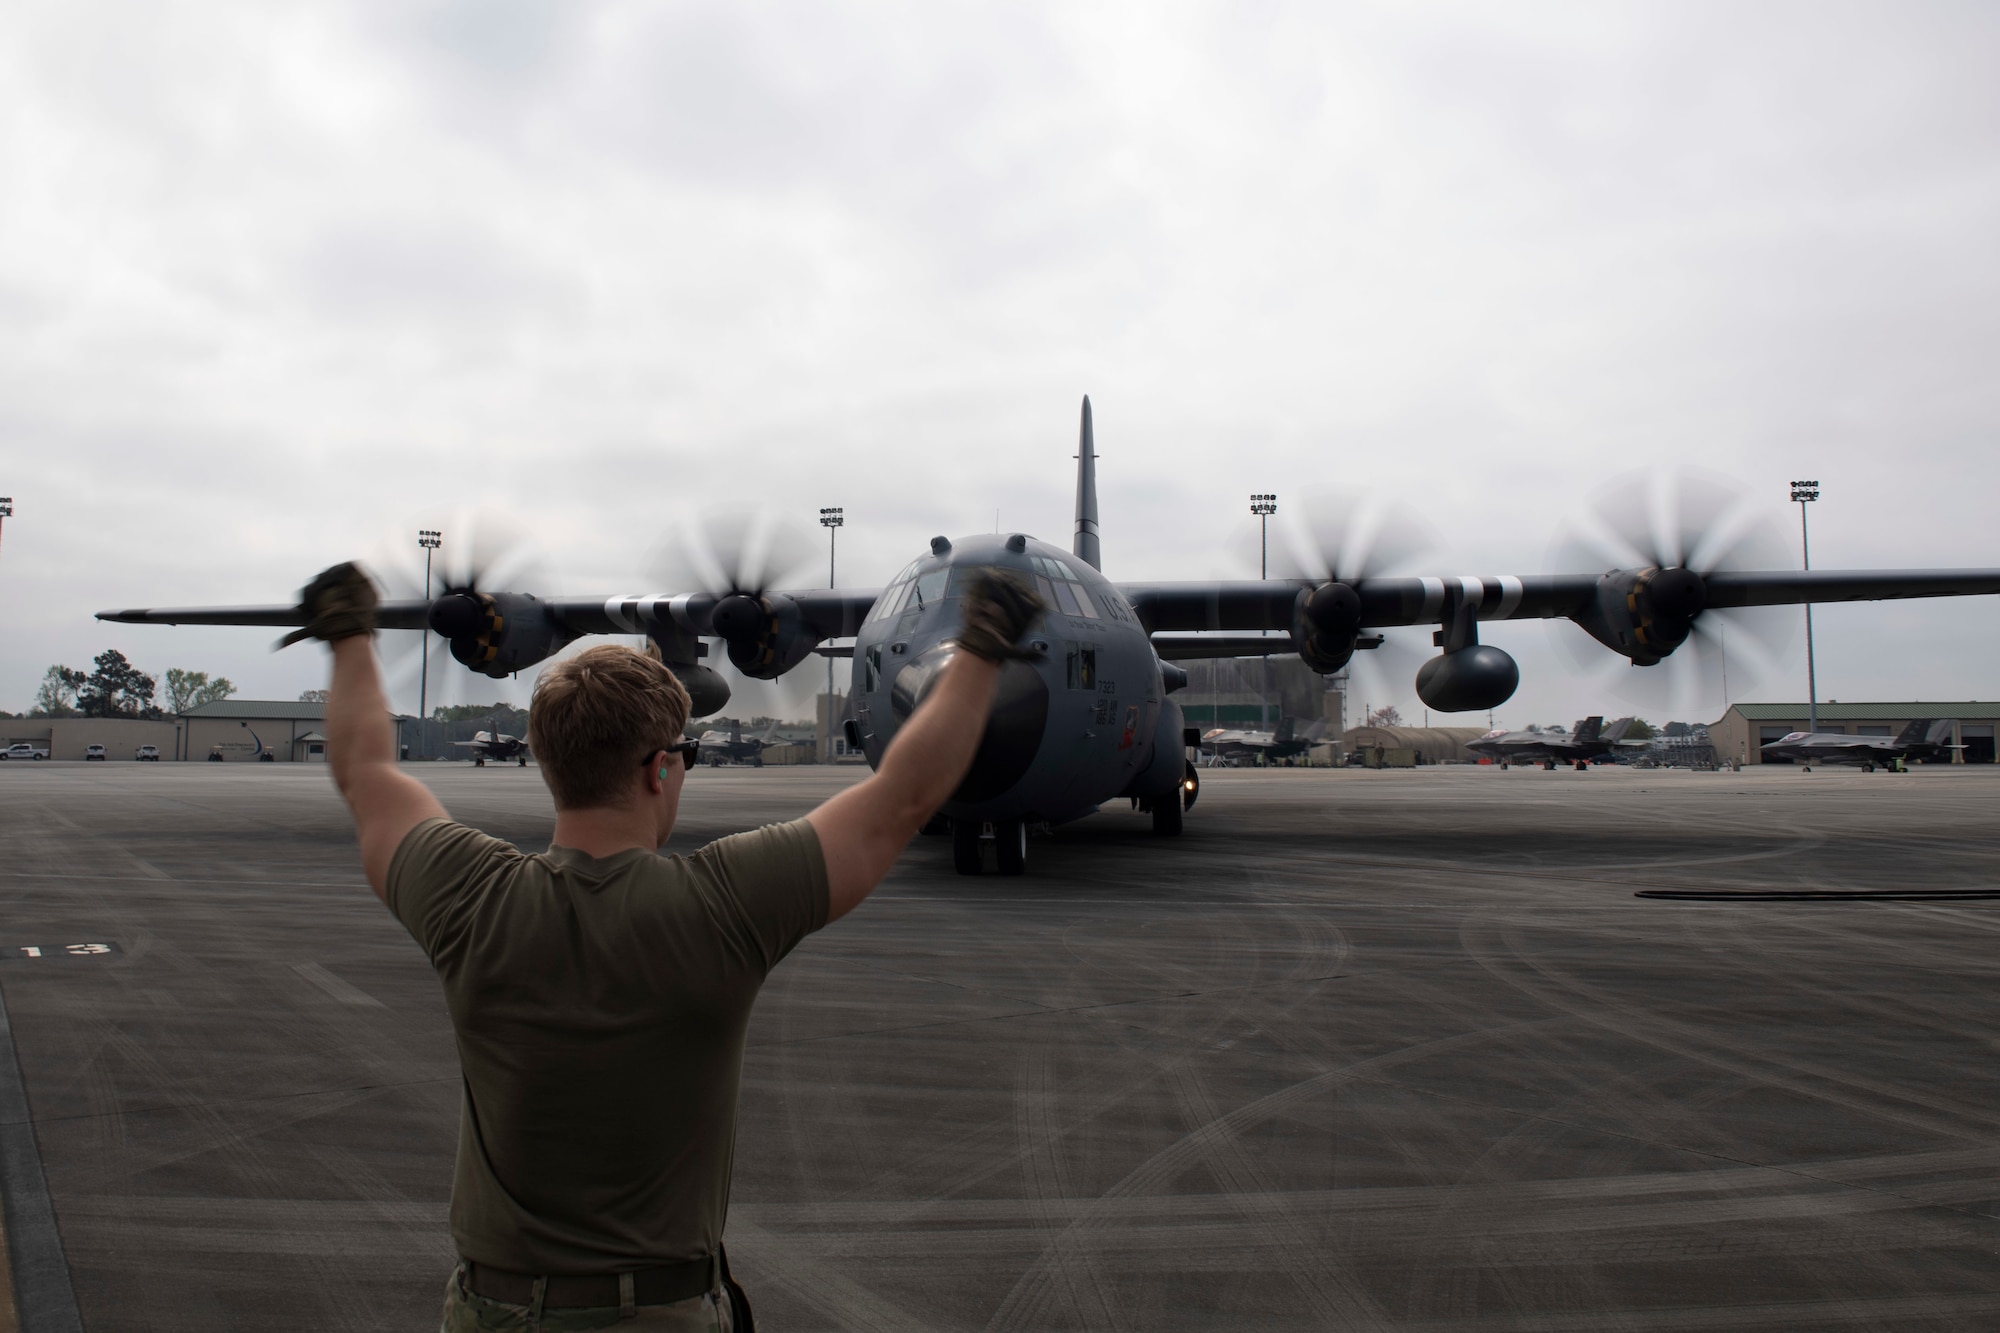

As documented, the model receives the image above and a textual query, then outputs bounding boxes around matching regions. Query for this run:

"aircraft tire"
[1152,800,1184,837]
[951,819,984,875]
[475,757,485,768]
[994,820,1027,876]
[518,757,527,767]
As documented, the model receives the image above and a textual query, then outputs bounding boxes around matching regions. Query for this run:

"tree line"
[26,652,235,719]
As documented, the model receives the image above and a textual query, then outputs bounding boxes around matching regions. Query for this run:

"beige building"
[1708,702,2000,765]
[1,718,178,760]
[181,700,335,762]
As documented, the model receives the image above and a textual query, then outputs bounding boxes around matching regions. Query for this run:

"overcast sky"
[3,0,1997,726]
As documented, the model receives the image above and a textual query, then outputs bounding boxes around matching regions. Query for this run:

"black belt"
[462,1256,715,1310]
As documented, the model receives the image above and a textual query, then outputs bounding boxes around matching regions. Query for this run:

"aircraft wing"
[99,589,886,639]
[98,600,434,631]
[1119,569,2000,632]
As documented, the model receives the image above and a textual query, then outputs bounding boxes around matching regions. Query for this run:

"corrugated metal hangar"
[1709,703,1999,765]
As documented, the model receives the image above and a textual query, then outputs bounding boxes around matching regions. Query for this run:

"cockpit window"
[911,568,948,608]
[1029,555,1099,619]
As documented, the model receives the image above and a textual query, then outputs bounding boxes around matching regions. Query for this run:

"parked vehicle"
[136,745,161,761]
[2,743,50,761]
[85,744,108,761]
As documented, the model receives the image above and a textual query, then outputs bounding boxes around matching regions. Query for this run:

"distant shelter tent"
[1341,726,1487,765]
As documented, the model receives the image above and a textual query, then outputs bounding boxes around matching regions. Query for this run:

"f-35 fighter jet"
[1200,716,1330,765]
[452,729,529,767]
[1759,718,1958,772]
[1468,716,1643,770]
[695,719,783,767]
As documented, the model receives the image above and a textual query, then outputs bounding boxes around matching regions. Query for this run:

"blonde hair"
[529,644,692,809]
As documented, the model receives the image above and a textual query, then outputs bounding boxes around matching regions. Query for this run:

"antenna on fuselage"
[1073,395,1101,571]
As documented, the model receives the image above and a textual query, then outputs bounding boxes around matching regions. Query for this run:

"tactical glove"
[955,570,1044,662]
[277,562,380,648]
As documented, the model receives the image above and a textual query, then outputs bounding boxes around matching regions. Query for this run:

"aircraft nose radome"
[889,646,1049,805]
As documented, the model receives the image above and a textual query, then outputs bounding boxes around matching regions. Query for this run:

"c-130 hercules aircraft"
[103,398,2000,875]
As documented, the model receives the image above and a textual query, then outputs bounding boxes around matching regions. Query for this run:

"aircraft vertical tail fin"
[1602,716,1634,742]
[1073,395,1101,571]
[1275,717,1295,744]
[1574,716,1604,743]
[1926,719,1957,748]
[1894,718,1932,745]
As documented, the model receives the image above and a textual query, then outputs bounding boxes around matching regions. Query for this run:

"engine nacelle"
[1571,567,1708,665]
[710,592,820,680]
[668,663,731,718]
[430,592,572,679]
[1290,582,1363,674]
[1415,645,1520,712]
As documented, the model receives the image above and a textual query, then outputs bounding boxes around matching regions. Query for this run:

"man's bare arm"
[806,652,998,920]
[327,635,446,901]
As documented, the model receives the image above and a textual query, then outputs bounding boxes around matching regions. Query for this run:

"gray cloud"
[2,1,1997,724]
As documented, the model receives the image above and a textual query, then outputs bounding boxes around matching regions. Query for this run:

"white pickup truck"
[2,742,50,761]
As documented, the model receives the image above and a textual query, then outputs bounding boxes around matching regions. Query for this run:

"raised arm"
[297,563,447,901]
[806,573,1042,921]
[327,636,446,901]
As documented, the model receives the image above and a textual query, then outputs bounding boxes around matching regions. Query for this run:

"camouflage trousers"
[440,1265,734,1332]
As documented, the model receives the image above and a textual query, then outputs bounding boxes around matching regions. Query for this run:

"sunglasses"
[644,740,702,773]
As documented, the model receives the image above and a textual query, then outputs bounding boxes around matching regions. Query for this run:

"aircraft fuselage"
[848,532,1185,825]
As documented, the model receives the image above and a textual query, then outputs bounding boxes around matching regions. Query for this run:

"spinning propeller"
[1551,469,1794,716]
[366,512,555,717]
[649,508,824,710]
[1265,491,1440,713]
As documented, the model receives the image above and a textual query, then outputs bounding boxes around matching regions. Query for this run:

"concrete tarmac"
[2,761,1999,1330]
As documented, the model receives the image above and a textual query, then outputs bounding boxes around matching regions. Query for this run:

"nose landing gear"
[953,818,1028,876]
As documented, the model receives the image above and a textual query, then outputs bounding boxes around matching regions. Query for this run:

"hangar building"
[1167,657,1346,731]
[181,700,334,762]
[1708,703,2000,765]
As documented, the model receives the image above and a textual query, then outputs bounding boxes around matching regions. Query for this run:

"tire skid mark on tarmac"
[1400,1038,1689,1326]
[986,1046,1129,1333]
[836,882,1317,1252]
[722,1213,934,1333]
[981,1023,1550,1332]
[1461,913,2000,1156]
[1161,1059,1390,1329]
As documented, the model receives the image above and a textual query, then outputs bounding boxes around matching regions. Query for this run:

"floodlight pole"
[418,529,441,758]
[1790,482,1819,733]
[819,507,844,762]
[1250,494,1277,734]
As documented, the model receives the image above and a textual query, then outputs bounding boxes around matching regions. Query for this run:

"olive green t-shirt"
[386,817,828,1274]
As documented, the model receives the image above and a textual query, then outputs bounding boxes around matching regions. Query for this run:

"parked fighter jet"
[695,719,782,767]
[1759,718,1958,772]
[453,730,529,766]
[1468,716,1643,770]
[100,397,2000,875]
[1201,717,1330,765]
